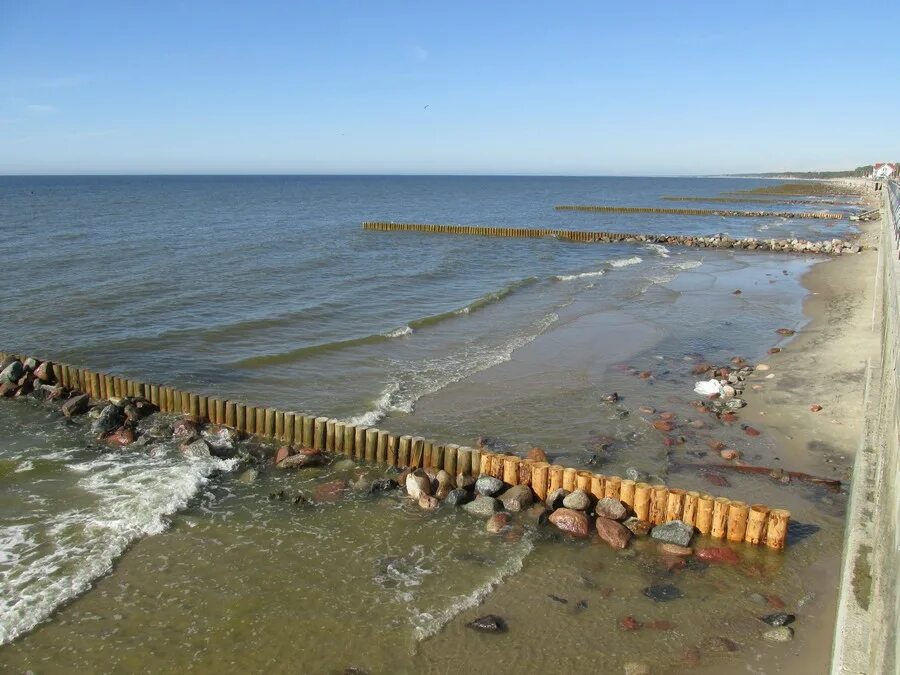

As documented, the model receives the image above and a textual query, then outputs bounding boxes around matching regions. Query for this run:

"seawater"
[0,176,856,673]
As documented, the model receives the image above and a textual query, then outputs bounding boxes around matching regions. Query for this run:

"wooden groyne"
[662,196,861,207]
[362,222,863,255]
[0,349,791,549]
[555,204,844,219]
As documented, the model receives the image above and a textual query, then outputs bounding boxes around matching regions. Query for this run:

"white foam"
[673,260,703,271]
[555,269,605,281]
[643,244,671,258]
[386,325,413,338]
[13,460,34,473]
[610,256,643,268]
[0,448,238,646]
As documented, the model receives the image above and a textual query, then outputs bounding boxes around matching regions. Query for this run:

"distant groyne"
[555,204,845,219]
[0,349,791,550]
[361,221,863,255]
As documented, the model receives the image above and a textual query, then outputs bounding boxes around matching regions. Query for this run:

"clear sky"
[1,1,897,175]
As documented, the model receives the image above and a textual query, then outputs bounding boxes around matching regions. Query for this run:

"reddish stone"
[692,363,712,375]
[700,471,730,488]
[173,418,199,438]
[104,427,136,447]
[706,439,726,451]
[639,406,656,414]
[274,446,290,464]
[768,347,782,354]
[312,479,348,503]
[596,516,632,549]
[639,371,652,379]
[619,616,642,631]
[695,547,741,564]
[34,362,52,382]
[527,447,548,462]
[653,420,675,432]
[720,412,739,423]
[486,512,511,533]
[775,328,795,336]
[767,594,786,609]
[649,619,677,630]
[809,404,823,412]
[548,508,591,538]
[732,289,742,295]
[743,426,761,437]
[720,449,740,461]
[659,411,675,421]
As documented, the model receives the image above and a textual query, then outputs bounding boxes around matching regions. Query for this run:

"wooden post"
[188,394,199,418]
[180,392,190,415]
[503,456,520,486]
[225,401,236,428]
[282,412,295,444]
[517,459,535,486]
[562,467,577,492]
[422,441,433,469]
[365,428,378,462]
[682,491,700,527]
[432,444,445,471]
[531,462,549,501]
[302,415,314,448]
[744,504,770,545]
[695,495,714,534]
[479,452,494,477]
[332,421,344,453]
[490,454,505,480]
[235,404,246,433]
[649,486,668,525]
[765,509,790,550]
[275,411,285,440]
[264,408,276,439]
[470,449,481,476]
[665,489,686,522]
[376,430,389,463]
[386,434,399,466]
[590,475,606,501]
[633,483,651,521]
[726,501,750,542]
[149,384,160,408]
[325,419,336,451]
[711,498,730,539]
[456,447,472,477]
[315,417,328,450]
[104,375,116,402]
[342,423,355,456]
[619,480,636,510]
[411,437,424,467]
[575,470,592,493]
[443,444,458,476]
[166,387,176,412]
[198,396,209,421]
[254,407,265,436]
[548,465,564,494]
[398,435,412,467]
[604,476,622,500]
[295,415,305,447]
[90,372,101,400]
[353,426,368,459]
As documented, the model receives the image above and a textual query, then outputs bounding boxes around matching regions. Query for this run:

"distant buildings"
[872,163,898,179]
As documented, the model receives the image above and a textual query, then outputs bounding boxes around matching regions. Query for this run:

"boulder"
[277,449,325,469]
[548,508,591,538]
[595,497,628,521]
[237,469,258,484]
[0,360,23,384]
[623,518,652,536]
[369,478,399,494]
[650,520,694,547]
[562,489,590,511]
[104,426,136,447]
[418,494,440,510]
[201,426,239,457]
[172,417,200,438]
[475,475,504,497]
[486,512,511,533]
[34,362,53,383]
[91,404,124,435]
[596,517,632,549]
[462,495,501,517]
[180,438,211,459]
[406,469,432,499]
[526,447,547,462]
[444,488,471,507]
[499,484,535,512]
[274,446,291,465]
[61,393,90,417]
[545,487,569,510]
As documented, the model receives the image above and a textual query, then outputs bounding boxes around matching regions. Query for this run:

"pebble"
[643,584,683,602]
[418,494,439,510]
[650,520,694,547]
[475,475,504,497]
[596,517,632,549]
[625,467,648,482]
[548,508,592,538]
[562,489,590,511]
[444,488,471,506]
[623,518,652,536]
[748,592,768,605]
[810,404,823,412]
[466,615,507,633]
[462,495,501,517]
[486,512,511,533]
[526,447,548,462]
[763,626,794,642]
[657,543,692,556]
[499,484,535,512]
[595,497,627,521]
[760,612,795,627]
[720,449,740,460]
[619,615,642,631]
[369,478,399,494]
[756,363,770,371]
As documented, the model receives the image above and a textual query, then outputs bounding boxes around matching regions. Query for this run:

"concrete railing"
[831,181,900,674]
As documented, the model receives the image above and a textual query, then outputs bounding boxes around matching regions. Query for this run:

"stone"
[462,495,501,517]
[763,626,794,642]
[720,449,740,461]
[653,420,675,432]
[619,615,642,631]
[435,469,454,489]
[104,426,136,447]
[775,328,795,336]
[706,439,727,452]
[91,404,124,435]
[625,467,647,482]
[34,362,52,382]
[696,547,740,564]
[595,497,627,521]
[601,392,619,402]
[313,479,349,503]
[350,476,372,492]
[0,381,16,397]
[201,426,238,457]
[596,517,632,549]
[274,446,290,465]
[466,615,507,633]
[278,449,325,469]
[650,520,694,547]
[61,393,90,417]
[237,469,258,484]
[455,473,476,490]
[548,508,591,538]
[623,518,652,536]
[810,404,823,412]
[562,489,590,511]
[486,512,511,533]
[545,487,569,509]
[406,469,432,499]
[648,619,676,631]
[475,475,504,497]
[526,447,547,462]
[0,360,23,384]
[767,594,786,609]
[172,417,200,438]
[499,484,534,512]
[643,584,683,602]
[760,612,795,627]
[369,478,399,494]
[524,504,551,524]
[418,494,440,510]
[180,438,210,459]
[444,488,471,507]
[658,543,692,556]
[743,426,761,437]
[333,458,357,471]
[725,398,746,410]
[700,636,738,652]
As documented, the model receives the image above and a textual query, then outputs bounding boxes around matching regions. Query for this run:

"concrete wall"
[831,182,900,674]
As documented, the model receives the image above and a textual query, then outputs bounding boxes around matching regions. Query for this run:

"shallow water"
[0,176,854,672]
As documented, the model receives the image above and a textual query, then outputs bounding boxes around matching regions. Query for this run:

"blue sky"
[1,1,897,175]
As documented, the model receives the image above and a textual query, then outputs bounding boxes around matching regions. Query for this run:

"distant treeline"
[740,164,897,179]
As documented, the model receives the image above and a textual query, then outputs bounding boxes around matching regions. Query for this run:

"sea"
[0,175,861,673]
